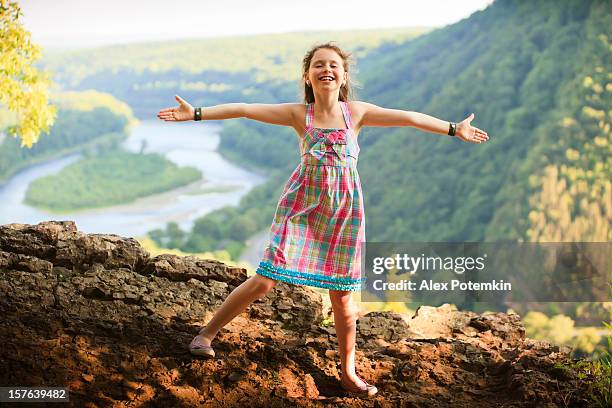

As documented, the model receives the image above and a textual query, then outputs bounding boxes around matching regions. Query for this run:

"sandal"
[188,329,215,358]
[340,375,378,398]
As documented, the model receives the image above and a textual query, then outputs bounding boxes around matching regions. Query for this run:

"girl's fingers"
[471,127,489,143]
[457,126,489,143]
[157,112,175,121]
[464,132,485,143]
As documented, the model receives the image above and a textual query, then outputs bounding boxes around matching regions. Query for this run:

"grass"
[554,308,612,407]
[182,184,243,196]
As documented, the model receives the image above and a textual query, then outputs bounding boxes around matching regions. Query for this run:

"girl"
[157,42,489,398]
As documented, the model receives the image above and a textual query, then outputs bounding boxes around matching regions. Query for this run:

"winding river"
[0,120,268,242]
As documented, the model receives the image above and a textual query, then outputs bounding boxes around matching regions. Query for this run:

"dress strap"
[305,103,314,130]
[340,101,354,129]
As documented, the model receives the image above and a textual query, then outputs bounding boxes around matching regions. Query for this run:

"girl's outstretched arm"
[157,95,301,127]
[353,101,489,144]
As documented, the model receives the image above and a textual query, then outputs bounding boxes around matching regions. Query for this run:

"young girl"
[157,42,489,398]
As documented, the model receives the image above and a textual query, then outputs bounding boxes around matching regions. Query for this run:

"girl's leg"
[328,289,369,389]
[192,274,278,346]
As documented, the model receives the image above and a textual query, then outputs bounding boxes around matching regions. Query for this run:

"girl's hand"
[157,95,195,122]
[455,113,489,144]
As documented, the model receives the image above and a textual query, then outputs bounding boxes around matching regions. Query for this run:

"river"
[0,120,268,241]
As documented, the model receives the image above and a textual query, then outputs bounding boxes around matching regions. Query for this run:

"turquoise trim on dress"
[255,261,366,291]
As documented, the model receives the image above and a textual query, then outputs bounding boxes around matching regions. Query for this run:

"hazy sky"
[20,0,495,50]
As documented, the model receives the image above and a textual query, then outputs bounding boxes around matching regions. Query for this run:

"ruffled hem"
[255,261,365,291]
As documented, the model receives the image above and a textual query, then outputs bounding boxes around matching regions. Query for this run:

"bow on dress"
[306,129,348,161]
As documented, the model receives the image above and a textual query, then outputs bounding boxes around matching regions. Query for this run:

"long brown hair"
[301,42,357,104]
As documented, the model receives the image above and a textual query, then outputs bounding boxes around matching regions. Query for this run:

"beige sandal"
[188,330,215,358]
[340,375,378,398]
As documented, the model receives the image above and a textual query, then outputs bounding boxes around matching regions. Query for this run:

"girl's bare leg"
[329,290,370,390]
[192,274,277,346]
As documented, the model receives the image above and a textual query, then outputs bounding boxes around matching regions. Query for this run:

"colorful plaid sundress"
[255,101,366,291]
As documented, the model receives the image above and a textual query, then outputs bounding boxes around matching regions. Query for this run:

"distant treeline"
[40,28,426,119]
[0,107,128,183]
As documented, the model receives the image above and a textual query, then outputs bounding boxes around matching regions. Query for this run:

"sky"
[19,0,495,50]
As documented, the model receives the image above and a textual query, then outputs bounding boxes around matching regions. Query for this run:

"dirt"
[0,221,598,407]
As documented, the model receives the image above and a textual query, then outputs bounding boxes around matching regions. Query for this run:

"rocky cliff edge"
[0,221,595,407]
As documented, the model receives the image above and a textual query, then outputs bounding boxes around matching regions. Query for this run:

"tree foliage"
[24,150,202,211]
[0,0,56,147]
[0,105,129,182]
[39,27,425,119]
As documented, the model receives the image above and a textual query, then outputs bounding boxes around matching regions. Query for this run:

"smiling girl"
[157,41,489,398]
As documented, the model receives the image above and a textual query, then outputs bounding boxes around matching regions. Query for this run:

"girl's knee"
[251,274,277,295]
[329,290,352,305]
[329,290,356,314]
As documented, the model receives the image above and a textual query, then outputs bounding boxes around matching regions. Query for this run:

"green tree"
[165,222,186,249]
[0,0,56,147]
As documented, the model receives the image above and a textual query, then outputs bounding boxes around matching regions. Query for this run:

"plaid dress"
[255,101,366,291]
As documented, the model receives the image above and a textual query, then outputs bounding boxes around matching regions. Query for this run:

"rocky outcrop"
[0,221,597,407]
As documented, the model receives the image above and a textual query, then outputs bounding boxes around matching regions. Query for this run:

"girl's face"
[305,48,348,95]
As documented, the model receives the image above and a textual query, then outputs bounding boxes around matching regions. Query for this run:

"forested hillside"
[357,0,610,243]
[213,0,610,248]
[40,28,426,118]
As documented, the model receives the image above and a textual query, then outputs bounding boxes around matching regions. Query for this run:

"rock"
[0,221,149,272]
[249,280,323,331]
[0,221,596,407]
[468,312,525,343]
[0,221,76,260]
[0,250,54,274]
[357,311,416,343]
[409,303,477,339]
[140,253,247,289]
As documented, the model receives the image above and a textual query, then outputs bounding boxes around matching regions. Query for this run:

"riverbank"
[0,120,266,237]
[24,150,203,213]
[0,130,126,188]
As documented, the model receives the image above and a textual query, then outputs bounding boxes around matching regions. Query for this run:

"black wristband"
[448,122,456,136]
[194,107,202,121]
